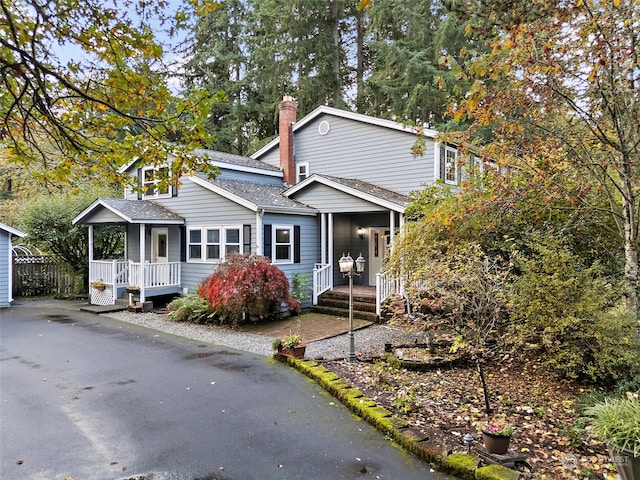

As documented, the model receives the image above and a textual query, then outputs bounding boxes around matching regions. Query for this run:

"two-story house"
[73,96,465,313]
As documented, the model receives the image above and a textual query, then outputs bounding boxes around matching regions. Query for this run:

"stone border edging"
[275,355,522,480]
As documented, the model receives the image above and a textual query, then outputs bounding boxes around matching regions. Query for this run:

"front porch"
[89,259,181,306]
[313,261,405,319]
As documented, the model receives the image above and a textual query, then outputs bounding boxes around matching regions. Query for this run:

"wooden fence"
[13,256,84,297]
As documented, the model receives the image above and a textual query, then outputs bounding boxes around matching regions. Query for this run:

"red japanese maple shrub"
[199,253,301,326]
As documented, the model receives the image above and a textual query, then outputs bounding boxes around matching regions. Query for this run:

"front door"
[151,228,168,263]
[151,228,169,285]
[367,227,389,285]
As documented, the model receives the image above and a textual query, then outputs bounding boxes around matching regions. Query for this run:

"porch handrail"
[89,259,128,284]
[128,261,181,288]
[312,262,332,305]
[375,271,404,316]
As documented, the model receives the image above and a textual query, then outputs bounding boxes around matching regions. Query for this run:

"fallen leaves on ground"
[324,356,616,479]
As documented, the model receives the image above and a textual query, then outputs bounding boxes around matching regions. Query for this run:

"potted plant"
[585,392,640,480]
[90,279,106,291]
[272,333,306,359]
[480,416,514,454]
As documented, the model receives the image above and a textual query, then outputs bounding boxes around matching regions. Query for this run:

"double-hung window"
[188,226,241,262]
[273,225,293,263]
[443,146,458,185]
[143,166,171,197]
[297,162,309,183]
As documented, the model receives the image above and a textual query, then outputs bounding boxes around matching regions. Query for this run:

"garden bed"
[324,356,615,479]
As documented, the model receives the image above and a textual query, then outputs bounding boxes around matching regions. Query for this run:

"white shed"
[0,223,27,308]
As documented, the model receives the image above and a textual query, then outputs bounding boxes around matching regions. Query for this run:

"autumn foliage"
[199,254,300,326]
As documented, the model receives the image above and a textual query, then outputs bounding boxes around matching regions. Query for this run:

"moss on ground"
[275,355,520,480]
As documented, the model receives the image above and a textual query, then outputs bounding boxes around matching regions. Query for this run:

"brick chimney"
[278,95,297,185]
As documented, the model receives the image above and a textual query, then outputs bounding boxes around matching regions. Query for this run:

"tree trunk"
[621,175,639,314]
[331,0,340,106]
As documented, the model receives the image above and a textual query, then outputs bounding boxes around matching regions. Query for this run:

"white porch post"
[88,225,94,289]
[88,225,94,262]
[389,210,396,248]
[320,213,327,265]
[328,213,334,288]
[139,223,146,304]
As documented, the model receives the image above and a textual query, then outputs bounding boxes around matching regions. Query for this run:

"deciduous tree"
[0,0,219,189]
[452,0,640,312]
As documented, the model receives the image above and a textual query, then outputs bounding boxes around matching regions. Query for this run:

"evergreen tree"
[361,0,472,129]
[182,0,254,155]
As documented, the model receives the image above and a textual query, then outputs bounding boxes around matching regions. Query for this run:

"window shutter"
[439,144,446,181]
[172,178,179,197]
[180,226,186,262]
[263,224,272,260]
[243,225,251,254]
[294,225,301,264]
[137,168,143,200]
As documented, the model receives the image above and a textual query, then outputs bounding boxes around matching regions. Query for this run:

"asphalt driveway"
[0,300,449,480]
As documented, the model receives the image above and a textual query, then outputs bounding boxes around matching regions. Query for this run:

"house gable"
[286,174,409,214]
[252,107,438,197]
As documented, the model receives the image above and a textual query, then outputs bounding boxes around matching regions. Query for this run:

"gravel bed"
[102,310,425,361]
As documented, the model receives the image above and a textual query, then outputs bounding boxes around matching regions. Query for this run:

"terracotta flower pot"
[482,431,511,454]
[278,345,306,359]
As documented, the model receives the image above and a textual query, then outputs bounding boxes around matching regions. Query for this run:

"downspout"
[321,213,327,265]
[256,209,265,256]
[328,213,334,289]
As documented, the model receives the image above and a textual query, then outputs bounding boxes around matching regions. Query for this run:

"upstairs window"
[443,146,458,185]
[297,162,310,183]
[143,167,171,197]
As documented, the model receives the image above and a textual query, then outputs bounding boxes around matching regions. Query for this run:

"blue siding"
[261,213,319,308]
[258,112,436,196]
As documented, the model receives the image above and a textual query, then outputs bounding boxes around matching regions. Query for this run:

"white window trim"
[296,162,310,183]
[272,224,294,264]
[187,225,242,263]
[142,166,172,198]
[443,146,459,186]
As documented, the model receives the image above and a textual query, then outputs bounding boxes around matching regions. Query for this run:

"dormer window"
[143,167,171,197]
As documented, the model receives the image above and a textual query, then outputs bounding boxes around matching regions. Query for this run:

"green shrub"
[167,293,218,324]
[508,238,639,384]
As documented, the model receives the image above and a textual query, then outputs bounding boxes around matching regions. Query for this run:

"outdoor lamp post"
[338,252,366,362]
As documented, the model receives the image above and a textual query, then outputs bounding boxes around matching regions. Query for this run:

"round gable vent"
[318,120,331,136]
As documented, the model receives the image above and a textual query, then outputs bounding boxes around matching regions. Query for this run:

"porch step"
[312,290,378,322]
[311,305,378,323]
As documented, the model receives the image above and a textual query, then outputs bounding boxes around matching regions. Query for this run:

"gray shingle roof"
[100,199,184,222]
[192,149,281,172]
[318,175,411,208]
[197,177,315,211]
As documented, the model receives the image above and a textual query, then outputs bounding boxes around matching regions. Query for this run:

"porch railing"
[129,261,180,288]
[90,260,180,288]
[375,271,429,316]
[376,271,404,316]
[312,263,332,305]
